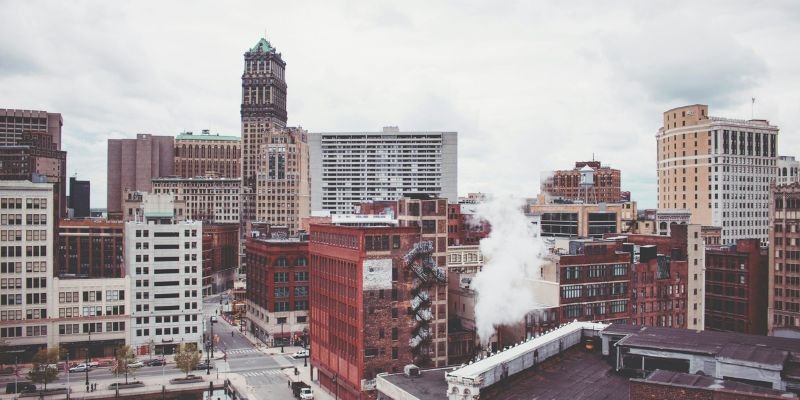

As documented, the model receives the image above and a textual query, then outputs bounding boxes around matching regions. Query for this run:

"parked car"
[126,361,145,369]
[145,358,166,367]
[210,316,218,323]
[194,360,213,370]
[291,349,309,359]
[69,364,89,373]
[6,382,36,394]
[87,361,99,368]
[299,387,314,400]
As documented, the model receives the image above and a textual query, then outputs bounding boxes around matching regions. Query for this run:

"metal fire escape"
[404,240,447,365]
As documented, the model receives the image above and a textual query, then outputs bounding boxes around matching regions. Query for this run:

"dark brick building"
[245,237,309,347]
[56,219,124,278]
[705,239,768,335]
[309,223,447,400]
[201,224,239,295]
[447,203,490,246]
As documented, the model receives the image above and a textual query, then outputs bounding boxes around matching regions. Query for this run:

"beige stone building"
[656,104,778,246]
[254,127,310,236]
[174,130,241,178]
[529,202,625,238]
[152,176,241,224]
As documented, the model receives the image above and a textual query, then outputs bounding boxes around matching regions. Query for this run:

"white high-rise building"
[656,104,778,246]
[125,193,203,353]
[0,181,53,351]
[309,127,458,214]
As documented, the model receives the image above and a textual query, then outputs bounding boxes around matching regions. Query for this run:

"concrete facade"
[125,218,203,353]
[656,104,779,246]
[0,109,62,148]
[309,128,458,214]
[530,202,624,238]
[777,156,800,185]
[152,176,241,223]
[106,134,174,219]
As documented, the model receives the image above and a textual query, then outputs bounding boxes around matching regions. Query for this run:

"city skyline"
[2,1,800,210]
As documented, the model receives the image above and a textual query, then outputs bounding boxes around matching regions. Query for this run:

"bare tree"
[113,345,137,384]
[27,348,60,392]
[174,344,200,378]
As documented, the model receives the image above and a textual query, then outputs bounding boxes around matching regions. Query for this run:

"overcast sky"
[2,1,799,209]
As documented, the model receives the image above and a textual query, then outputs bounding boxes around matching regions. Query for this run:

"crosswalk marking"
[239,369,284,377]
[226,348,260,354]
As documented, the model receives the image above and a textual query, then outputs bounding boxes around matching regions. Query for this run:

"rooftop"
[608,324,800,363]
[639,370,797,399]
[379,346,628,400]
[176,132,240,142]
[250,38,273,53]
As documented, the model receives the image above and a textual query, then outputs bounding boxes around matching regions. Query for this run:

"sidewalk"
[7,372,225,399]
[281,362,335,400]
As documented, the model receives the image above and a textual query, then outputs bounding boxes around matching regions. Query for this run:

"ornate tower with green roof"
[241,38,288,192]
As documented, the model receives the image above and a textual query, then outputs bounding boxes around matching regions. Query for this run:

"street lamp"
[207,316,214,375]
[280,321,285,353]
[85,329,91,392]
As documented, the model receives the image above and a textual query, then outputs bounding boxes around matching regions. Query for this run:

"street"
[203,294,297,399]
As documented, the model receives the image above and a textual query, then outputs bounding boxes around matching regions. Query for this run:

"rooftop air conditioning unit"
[403,364,420,377]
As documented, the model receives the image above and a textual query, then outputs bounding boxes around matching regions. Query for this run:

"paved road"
[203,294,297,398]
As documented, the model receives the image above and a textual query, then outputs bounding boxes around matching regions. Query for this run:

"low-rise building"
[530,202,624,239]
[245,236,309,347]
[57,219,124,278]
[705,239,768,335]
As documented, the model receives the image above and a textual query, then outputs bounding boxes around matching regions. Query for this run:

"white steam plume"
[470,195,547,344]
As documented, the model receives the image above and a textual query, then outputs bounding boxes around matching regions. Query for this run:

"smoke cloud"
[470,195,548,344]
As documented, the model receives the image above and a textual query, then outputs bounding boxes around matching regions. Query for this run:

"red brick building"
[245,237,309,347]
[447,203,490,246]
[309,223,446,400]
[56,219,124,278]
[629,247,689,328]
[541,160,621,204]
[705,239,768,335]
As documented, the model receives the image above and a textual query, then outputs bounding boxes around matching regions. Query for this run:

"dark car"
[6,382,36,394]
[194,360,213,370]
[145,359,166,367]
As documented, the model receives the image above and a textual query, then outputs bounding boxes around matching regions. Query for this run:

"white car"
[69,365,89,373]
[210,316,218,323]
[292,350,309,359]
[299,387,314,400]
[126,361,144,369]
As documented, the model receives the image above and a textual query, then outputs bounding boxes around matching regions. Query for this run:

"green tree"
[174,344,200,378]
[27,348,60,392]
[113,345,137,384]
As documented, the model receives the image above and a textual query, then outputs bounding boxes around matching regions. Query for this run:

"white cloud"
[1,0,799,209]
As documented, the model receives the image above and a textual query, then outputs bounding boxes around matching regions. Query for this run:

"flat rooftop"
[479,346,628,399]
[640,370,797,398]
[380,347,628,400]
[608,324,800,365]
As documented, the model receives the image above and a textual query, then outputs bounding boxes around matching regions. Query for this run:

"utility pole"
[207,316,214,375]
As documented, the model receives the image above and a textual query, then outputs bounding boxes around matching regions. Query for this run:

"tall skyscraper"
[68,175,90,218]
[309,127,458,214]
[106,134,174,220]
[241,38,288,192]
[254,127,310,236]
[656,104,778,245]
